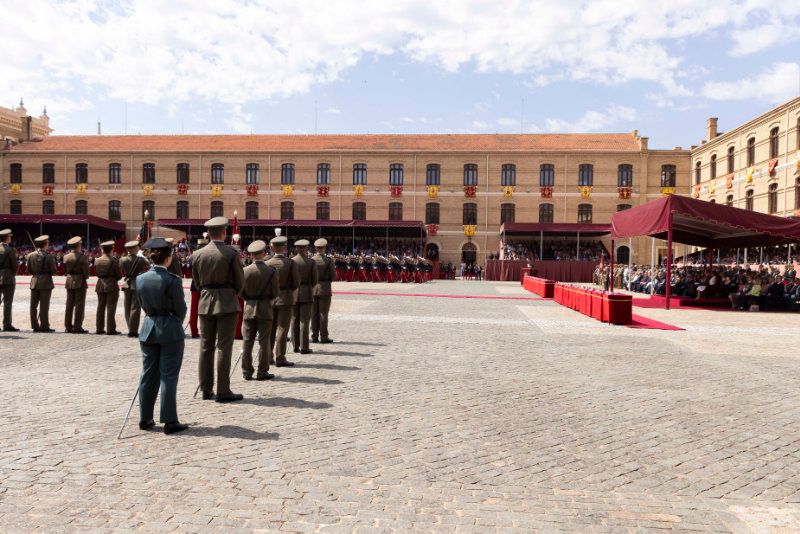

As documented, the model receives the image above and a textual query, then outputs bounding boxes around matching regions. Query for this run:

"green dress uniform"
[311,239,336,343]
[290,241,318,353]
[26,236,57,332]
[240,240,279,380]
[266,237,300,365]
[0,229,18,331]
[120,243,151,337]
[94,243,122,334]
[63,237,90,333]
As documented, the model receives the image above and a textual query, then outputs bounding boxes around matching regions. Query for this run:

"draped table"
[483,259,528,281]
[530,260,596,283]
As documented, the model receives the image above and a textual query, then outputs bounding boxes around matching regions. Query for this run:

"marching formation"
[333,254,433,283]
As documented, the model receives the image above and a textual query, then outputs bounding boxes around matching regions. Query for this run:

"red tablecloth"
[530,261,596,283]
[552,283,632,325]
[484,260,528,281]
[522,275,555,298]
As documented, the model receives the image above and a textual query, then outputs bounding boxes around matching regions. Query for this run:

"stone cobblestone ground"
[2,277,800,532]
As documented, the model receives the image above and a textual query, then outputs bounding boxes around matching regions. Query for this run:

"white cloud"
[538,105,638,133]
[224,105,254,134]
[496,117,519,128]
[325,107,341,114]
[701,62,800,103]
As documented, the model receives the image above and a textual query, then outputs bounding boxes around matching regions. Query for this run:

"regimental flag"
[231,211,241,246]
[136,217,151,243]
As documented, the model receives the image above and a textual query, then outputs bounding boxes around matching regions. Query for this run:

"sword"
[117,385,139,439]
[193,350,243,398]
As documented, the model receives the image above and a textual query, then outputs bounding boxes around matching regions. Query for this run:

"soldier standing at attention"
[26,235,57,332]
[192,217,245,402]
[311,238,336,344]
[241,240,279,381]
[94,240,122,335]
[63,236,90,334]
[290,239,317,355]
[120,240,150,338]
[0,229,19,332]
[266,236,299,367]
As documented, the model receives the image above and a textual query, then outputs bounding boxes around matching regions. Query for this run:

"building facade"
[0,101,52,144]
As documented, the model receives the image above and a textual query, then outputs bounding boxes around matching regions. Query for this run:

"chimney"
[22,116,33,142]
[639,136,648,151]
[706,117,718,141]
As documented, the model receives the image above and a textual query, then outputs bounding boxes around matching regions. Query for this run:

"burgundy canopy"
[0,213,125,232]
[158,218,425,230]
[501,222,611,236]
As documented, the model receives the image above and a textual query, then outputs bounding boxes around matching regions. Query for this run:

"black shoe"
[164,421,188,434]
[311,338,319,343]
[321,339,334,344]
[96,330,106,335]
[127,332,139,338]
[255,373,275,381]
[300,349,313,355]
[3,326,19,332]
[276,360,295,367]
[293,347,300,353]
[243,374,253,381]
[107,331,121,336]
[40,328,55,333]
[138,419,155,431]
[65,328,73,334]
[191,334,199,339]
[216,393,244,403]
[202,392,216,400]
[73,328,89,334]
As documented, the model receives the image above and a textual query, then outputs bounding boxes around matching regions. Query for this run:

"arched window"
[539,203,553,223]
[176,201,189,219]
[768,183,778,214]
[352,201,366,220]
[769,127,779,159]
[108,163,121,185]
[463,163,478,186]
[578,164,593,186]
[617,164,633,187]
[710,154,717,179]
[694,161,701,185]
[10,163,22,183]
[727,146,735,173]
[245,201,259,219]
[75,200,88,215]
[142,200,155,220]
[352,163,367,185]
[726,194,734,207]
[42,163,55,184]
[500,203,515,224]
[245,163,260,185]
[500,164,516,187]
[9,200,21,214]
[617,204,632,211]
[661,165,676,187]
[280,163,294,185]
[210,201,223,218]
[745,189,754,211]
[389,202,403,221]
[142,163,155,184]
[425,164,440,186]
[746,137,755,166]
[316,201,330,220]
[176,163,190,184]
[42,200,54,215]
[280,201,294,220]
[389,163,404,186]
[425,203,440,224]
[577,204,593,223]
[709,198,716,204]
[317,163,331,185]
[211,163,224,185]
[108,200,121,221]
[539,164,555,187]
[75,163,88,184]
[462,202,477,225]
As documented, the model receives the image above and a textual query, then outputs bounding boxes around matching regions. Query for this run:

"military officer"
[63,236,90,334]
[290,239,317,354]
[266,236,299,366]
[311,238,336,344]
[191,217,245,402]
[120,240,151,337]
[0,229,19,332]
[136,237,188,434]
[241,240,279,381]
[165,238,183,278]
[26,235,57,332]
[94,240,122,335]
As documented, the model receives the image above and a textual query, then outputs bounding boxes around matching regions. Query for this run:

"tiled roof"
[6,133,643,153]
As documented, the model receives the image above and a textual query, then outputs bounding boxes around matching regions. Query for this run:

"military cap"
[247,240,267,254]
[100,240,115,247]
[34,235,49,244]
[67,236,82,246]
[270,236,288,246]
[165,237,175,245]
[143,237,171,250]
[294,239,310,247]
[314,238,328,247]
[204,216,228,228]
[0,228,12,237]
[124,240,140,249]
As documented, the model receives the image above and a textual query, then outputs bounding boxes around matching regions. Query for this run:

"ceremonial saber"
[117,385,139,439]
[192,350,243,398]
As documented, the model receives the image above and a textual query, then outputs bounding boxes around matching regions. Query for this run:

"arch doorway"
[615,245,630,264]
[461,242,477,264]
[424,242,439,261]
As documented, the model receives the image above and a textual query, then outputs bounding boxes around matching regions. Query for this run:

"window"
[425,164,440,186]
[280,201,294,220]
[352,201,366,220]
[245,201,259,219]
[797,118,800,150]
[9,200,21,214]
[797,177,800,209]
[617,164,633,187]
[317,163,331,185]
[769,127,779,159]
[42,163,55,184]
[710,154,717,179]
[176,163,190,184]
[578,164,593,186]
[389,202,403,221]
[10,163,22,183]
[463,163,478,186]
[661,164,677,188]
[176,201,189,219]
[108,163,121,185]
[500,203,515,224]
[211,163,224,185]
[75,200,88,215]
[281,163,295,185]
[462,202,477,225]
[245,163,260,185]
[726,195,734,207]
[143,163,156,184]
[75,163,88,184]
[210,201,223,218]
[745,189,754,211]
[577,204,593,223]
[617,204,632,211]
[538,203,553,223]
[389,163,404,186]
[352,163,367,185]
[425,203,440,224]
[142,200,155,220]
[539,164,555,187]
[747,137,755,166]
[768,183,778,214]
[727,146,735,173]
[694,161,701,185]
[500,164,516,187]
[710,198,716,204]
[316,201,330,220]
[108,200,121,221]
[42,200,54,215]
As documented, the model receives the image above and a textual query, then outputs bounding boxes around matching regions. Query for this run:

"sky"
[4,0,800,150]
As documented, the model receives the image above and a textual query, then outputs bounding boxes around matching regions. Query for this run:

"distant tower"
[97,121,102,135]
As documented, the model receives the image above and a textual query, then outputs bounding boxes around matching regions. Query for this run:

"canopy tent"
[0,213,126,247]
[499,222,611,261]
[610,195,800,309]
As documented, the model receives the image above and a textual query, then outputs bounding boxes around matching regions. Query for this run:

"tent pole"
[760,247,763,265]
[386,226,389,257]
[539,230,543,260]
[665,210,673,310]
[789,244,793,264]
[576,231,580,260]
[352,226,355,254]
[628,237,632,271]
[609,239,615,294]
[744,247,748,267]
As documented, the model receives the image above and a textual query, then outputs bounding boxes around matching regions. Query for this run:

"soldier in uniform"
[26,235,57,332]
[0,229,19,332]
[165,238,183,278]
[63,236,90,334]
[94,240,122,335]
[290,239,317,354]
[241,240,279,381]
[191,217,245,402]
[311,238,336,344]
[120,240,151,337]
[266,236,299,366]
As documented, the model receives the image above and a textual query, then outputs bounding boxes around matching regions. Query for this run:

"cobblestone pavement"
[2,278,800,533]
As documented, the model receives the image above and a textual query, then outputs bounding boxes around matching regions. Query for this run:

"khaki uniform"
[241,261,279,378]
[63,251,90,332]
[0,243,18,329]
[168,253,183,277]
[266,254,299,363]
[291,254,318,352]
[26,249,57,330]
[311,253,336,342]
[94,253,122,333]
[120,253,151,335]
[192,240,245,396]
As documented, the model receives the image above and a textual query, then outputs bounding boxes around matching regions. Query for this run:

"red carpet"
[333,290,547,301]
[626,314,684,331]
[632,295,731,311]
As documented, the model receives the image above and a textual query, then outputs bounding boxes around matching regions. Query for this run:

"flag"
[231,211,240,246]
[136,218,151,243]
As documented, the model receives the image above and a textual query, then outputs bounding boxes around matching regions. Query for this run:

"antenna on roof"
[520,97,525,134]
[124,101,128,135]
[97,121,102,135]
[314,100,318,135]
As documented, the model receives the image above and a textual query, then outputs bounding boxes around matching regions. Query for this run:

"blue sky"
[4,1,799,149]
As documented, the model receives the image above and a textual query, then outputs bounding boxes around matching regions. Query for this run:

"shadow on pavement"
[315,351,374,358]
[190,425,279,441]
[293,363,361,371]
[336,341,386,347]
[273,376,343,385]
[240,396,333,409]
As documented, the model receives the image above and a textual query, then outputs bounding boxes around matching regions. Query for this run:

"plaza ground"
[1,278,800,532]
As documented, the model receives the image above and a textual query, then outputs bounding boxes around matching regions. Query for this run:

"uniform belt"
[279,285,291,291]
[98,276,117,280]
[242,294,268,300]
[201,283,232,290]
[145,311,173,317]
